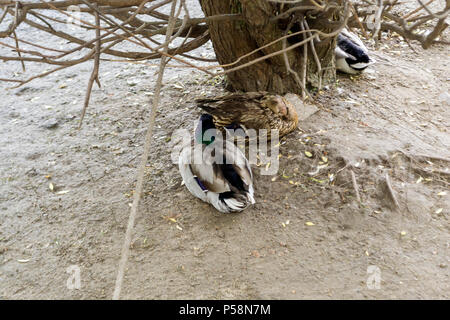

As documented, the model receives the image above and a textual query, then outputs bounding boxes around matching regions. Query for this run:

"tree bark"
[199,0,340,94]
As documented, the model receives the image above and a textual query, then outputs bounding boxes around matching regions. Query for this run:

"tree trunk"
[199,0,341,94]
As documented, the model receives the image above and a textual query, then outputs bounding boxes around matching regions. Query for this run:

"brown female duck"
[195,92,299,140]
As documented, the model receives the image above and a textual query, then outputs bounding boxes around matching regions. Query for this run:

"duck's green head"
[195,114,217,145]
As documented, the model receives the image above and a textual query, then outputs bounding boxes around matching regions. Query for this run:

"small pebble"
[41,119,59,129]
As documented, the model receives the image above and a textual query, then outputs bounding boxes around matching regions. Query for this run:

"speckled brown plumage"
[196,92,299,140]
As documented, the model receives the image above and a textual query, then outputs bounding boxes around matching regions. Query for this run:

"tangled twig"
[385,171,400,210]
[0,0,448,104]
[350,169,362,205]
[79,2,101,129]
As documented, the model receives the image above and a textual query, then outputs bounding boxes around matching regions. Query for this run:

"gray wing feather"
[186,143,230,193]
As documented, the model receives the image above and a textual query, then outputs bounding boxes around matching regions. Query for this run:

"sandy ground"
[0,1,449,299]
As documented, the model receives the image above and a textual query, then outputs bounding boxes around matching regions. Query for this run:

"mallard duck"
[335,28,375,74]
[178,114,255,213]
[195,92,298,140]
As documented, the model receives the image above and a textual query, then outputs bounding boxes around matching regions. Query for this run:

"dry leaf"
[251,250,260,258]
[17,259,30,263]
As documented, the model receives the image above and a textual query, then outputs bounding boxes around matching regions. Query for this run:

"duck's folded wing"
[335,45,352,60]
[224,141,253,189]
[196,92,266,105]
[197,96,258,114]
[339,28,369,54]
[196,92,268,117]
[193,141,252,193]
[189,162,231,193]
[232,163,252,190]
[340,28,361,46]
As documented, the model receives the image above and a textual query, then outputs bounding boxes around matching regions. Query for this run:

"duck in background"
[178,114,255,213]
[195,92,298,140]
[335,28,375,74]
